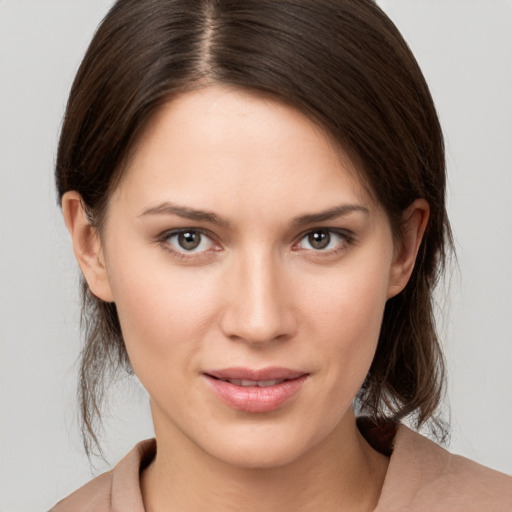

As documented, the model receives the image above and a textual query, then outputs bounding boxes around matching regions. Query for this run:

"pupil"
[178,231,201,250]
[309,231,330,249]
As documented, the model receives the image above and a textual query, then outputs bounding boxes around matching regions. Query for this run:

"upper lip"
[205,367,308,381]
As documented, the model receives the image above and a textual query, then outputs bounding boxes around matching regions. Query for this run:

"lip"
[203,367,309,413]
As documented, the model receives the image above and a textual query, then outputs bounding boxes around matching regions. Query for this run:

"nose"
[219,250,297,346]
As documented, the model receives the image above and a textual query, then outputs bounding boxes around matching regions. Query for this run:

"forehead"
[111,86,375,219]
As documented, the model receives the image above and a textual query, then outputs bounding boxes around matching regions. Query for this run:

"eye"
[295,229,351,252]
[162,229,216,254]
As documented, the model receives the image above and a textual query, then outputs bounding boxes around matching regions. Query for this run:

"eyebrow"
[139,202,231,227]
[139,201,369,227]
[291,204,369,226]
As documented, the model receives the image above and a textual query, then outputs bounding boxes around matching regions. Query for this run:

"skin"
[63,86,429,512]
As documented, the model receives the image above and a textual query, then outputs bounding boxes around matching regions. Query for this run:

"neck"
[141,410,389,512]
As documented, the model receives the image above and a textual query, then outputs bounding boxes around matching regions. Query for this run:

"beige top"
[50,424,512,512]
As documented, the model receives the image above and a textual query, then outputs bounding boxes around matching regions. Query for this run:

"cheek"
[295,256,392,385]
[301,261,390,340]
[104,242,222,372]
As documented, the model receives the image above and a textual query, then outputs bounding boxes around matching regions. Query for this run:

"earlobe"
[61,191,114,302]
[387,198,430,298]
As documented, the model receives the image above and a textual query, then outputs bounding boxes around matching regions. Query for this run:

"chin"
[195,420,334,471]
[209,440,307,470]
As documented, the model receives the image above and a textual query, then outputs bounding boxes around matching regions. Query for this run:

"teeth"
[231,379,258,386]
[225,378,284,387]
[258,379,282,387]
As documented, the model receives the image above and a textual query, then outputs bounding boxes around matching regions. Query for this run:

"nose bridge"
[220,245,294,345]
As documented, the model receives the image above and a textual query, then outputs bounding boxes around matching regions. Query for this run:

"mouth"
[203,367,309,413]
[212,377,289,387]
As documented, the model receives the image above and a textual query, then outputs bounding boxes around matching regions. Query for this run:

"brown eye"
[295,229,352,253]
[307,230,331,250]
[164,229,215,254]
[178,231,201,250]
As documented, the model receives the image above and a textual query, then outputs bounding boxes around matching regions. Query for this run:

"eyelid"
[155,226,356,259]
[157,227,221,257]
[293,228,356,251]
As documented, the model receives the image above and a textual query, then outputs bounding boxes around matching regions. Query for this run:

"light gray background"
[1,1,511,510]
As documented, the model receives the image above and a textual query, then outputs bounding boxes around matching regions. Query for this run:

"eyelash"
[156,228,220,259]
[293,228,355,255]
[156,228,355,259]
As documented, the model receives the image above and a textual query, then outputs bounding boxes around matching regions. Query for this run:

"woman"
[50,1,511,510]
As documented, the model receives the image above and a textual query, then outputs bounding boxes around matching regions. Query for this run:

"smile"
[203,368,309,413]
[218,378,286,387]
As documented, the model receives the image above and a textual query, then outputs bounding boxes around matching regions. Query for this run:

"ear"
[61,191,114,302]
[387,198,430,298]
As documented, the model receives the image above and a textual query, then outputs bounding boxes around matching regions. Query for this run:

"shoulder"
[49,439,156,512]
[49,470,113,512]
[376,424,512,512]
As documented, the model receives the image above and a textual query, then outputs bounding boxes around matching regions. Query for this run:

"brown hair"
[56,0,452,457]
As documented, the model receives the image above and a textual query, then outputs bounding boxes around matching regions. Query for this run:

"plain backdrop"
[1,1,511,510]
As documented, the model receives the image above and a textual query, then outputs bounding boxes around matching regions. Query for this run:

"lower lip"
[204,375,308,413]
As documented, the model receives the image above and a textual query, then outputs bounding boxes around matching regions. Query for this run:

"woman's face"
[93,86,408,468]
